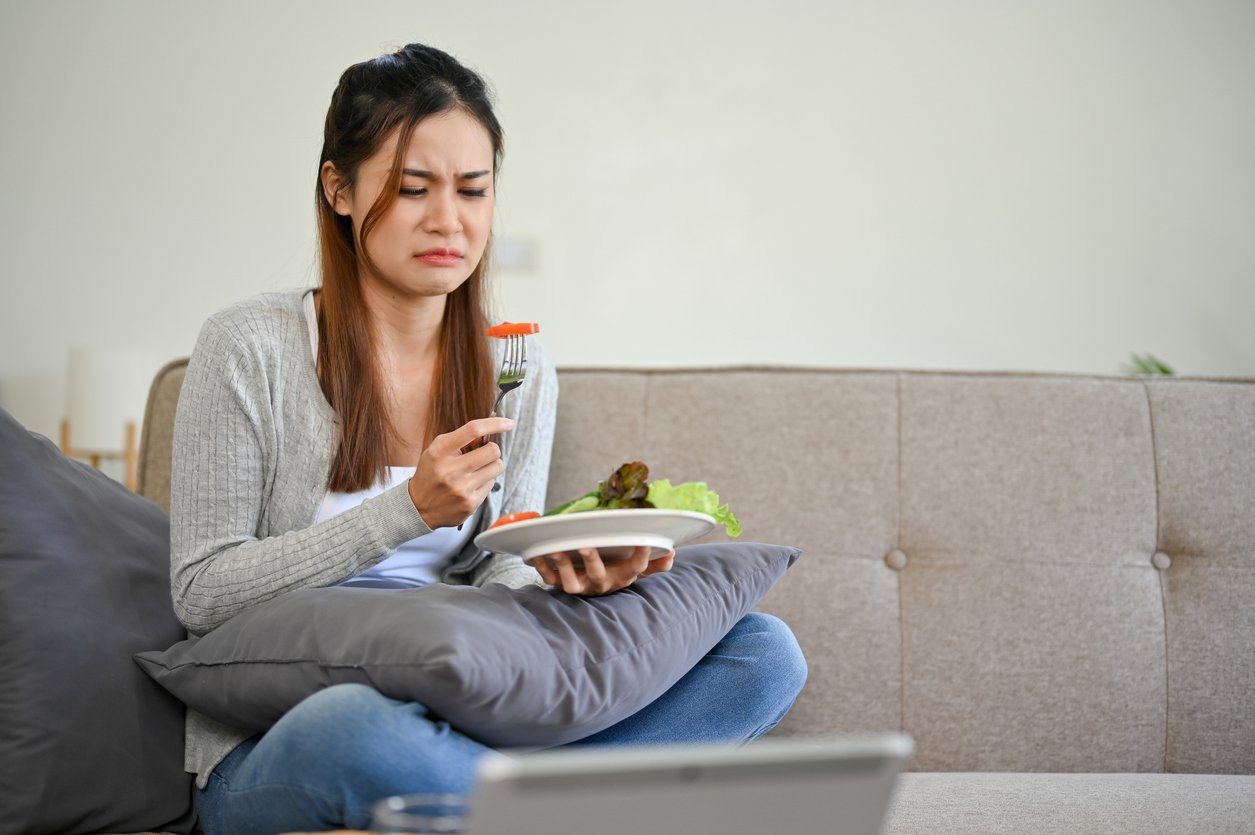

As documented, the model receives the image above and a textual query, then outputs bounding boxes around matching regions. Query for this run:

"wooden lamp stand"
[60,418,139,491]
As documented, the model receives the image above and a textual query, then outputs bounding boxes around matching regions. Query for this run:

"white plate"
[474,509,716,563]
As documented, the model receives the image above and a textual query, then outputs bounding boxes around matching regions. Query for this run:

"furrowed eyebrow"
[402,168,491,180]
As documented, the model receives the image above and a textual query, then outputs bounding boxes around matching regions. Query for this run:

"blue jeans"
[196,612,806,834]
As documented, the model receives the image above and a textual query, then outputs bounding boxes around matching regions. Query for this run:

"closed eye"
[401,167,492,199]
[399,187,489,197]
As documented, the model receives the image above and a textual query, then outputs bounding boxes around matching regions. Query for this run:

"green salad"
[546,461,742,538]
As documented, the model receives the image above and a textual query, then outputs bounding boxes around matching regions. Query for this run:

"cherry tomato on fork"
[485,321,540,337]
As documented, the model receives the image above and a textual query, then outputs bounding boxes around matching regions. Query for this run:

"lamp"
[61,348,162,491]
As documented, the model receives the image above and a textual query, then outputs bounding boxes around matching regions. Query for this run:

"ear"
[320,161,352,217]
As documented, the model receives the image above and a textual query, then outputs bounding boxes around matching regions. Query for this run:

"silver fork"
[459,334,529,526]
[463,334,528,460]
[489,334,528,417]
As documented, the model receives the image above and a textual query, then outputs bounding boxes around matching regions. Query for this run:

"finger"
[431,416,509,457]
[528,557,558,585]
[430,446,501,494]
[432,456,503,519]
[624,546,651,577]
[579,548,608,586]
[460,445,505,479]
[551,552,586,595]
[642,552,675,577]
[582,548,644,595]
[447,417,515,449]
[530,551,582,585]
[468,470,502,506]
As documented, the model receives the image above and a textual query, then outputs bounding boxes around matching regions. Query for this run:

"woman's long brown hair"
[315,44,502,492]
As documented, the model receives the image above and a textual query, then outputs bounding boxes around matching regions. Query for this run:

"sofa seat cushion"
[885,772,1255,835]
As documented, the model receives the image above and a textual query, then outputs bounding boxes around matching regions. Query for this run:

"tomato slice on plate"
[488,511,541,530]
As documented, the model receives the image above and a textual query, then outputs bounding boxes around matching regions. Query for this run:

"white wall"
[3,0,1253,446]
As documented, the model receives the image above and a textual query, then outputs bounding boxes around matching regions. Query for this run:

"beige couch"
[139,361,1255,834]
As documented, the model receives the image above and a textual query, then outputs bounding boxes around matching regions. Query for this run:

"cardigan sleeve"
[168,312,433,635]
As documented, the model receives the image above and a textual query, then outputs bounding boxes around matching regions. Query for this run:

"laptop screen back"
[471,734,913,835]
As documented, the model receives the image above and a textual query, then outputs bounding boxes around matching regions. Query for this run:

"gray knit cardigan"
[169,290,558,788]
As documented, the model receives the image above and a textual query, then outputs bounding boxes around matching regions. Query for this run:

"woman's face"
[329,109,496,301]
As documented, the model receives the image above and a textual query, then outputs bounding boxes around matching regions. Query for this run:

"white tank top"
[304,290,477,589]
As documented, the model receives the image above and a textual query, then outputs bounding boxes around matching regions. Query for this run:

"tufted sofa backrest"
[544,368,1255,775]
[140,362,1255,774]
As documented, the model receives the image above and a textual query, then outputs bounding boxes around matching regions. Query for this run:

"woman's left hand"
[530,547,674,596]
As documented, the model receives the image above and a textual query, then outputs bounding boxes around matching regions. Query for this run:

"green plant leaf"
[1121,353,1175,376]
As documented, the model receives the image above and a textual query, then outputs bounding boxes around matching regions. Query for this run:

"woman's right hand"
[407,417,514,529]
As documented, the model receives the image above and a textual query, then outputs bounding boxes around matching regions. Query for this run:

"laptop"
[470,733,914,835]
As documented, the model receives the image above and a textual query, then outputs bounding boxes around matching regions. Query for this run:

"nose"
[423,188,462,236]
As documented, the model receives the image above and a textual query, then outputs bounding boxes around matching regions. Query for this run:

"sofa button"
[1152,551,1171,571]
[492,482,502,492]
[885,549,908,571]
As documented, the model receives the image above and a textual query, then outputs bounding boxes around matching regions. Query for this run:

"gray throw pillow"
[135,541,799,748]
[0,410,195,835]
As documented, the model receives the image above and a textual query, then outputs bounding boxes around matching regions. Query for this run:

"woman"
[171,42,806,834]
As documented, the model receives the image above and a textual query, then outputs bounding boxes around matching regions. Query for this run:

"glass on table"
[370,794,470,833]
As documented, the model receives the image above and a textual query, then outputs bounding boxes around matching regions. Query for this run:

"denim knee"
[242,683,486,813]
[258,683,413,775]
[287,683,384,713]
[734,612,808,699]
[271,683,402,747]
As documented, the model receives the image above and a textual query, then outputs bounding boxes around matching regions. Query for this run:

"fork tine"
[489,335,524,416]
[506,333,519,376]
[504,334,521,379]
[514,333,527,378]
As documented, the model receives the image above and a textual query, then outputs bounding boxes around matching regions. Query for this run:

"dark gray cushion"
[135,541,799,748]
[0,410,195,835]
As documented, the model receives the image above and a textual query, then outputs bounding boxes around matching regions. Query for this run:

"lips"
[416,247,464,267]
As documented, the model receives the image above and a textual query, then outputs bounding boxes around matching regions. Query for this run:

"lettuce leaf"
[598,460,652,508]
[546,461,742,538]
[646,478,742,538]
